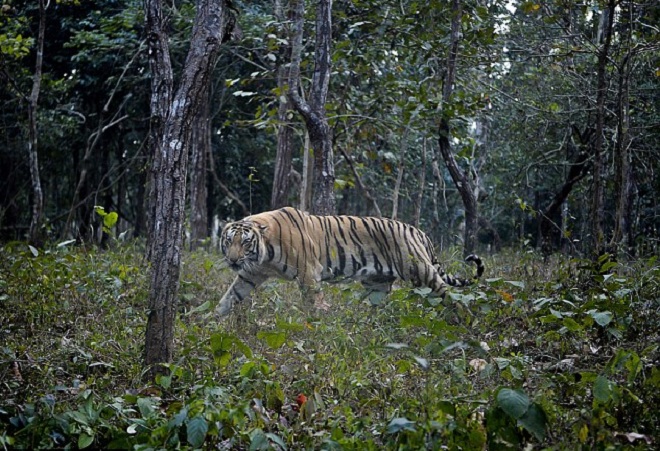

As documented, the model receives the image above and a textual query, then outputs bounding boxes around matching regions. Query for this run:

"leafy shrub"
[1,244,658,449]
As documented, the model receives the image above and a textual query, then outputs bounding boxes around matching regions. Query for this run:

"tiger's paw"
[216,298,233,317]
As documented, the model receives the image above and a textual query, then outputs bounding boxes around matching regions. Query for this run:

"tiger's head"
[220,221,266,273]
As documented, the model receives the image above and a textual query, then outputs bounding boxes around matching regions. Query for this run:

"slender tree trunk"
[271,0,295,209]
[143,0,238,378]
[539,133,590,253]
[288,0,335,215]
[590,0,615,256]
[437,0,478,256]
[27,0,46,244]
[413,139,427,228]
[144,0,173,259]
[391,130,408,220]
[611,49,633,256]
[63,50,138,239]
[134,143,148,238]
[208,147,250,216]
[338,145,381,217]
[189,89,211,250]
[299,132,313,212]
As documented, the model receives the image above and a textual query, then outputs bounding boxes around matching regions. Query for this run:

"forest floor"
[0,241,658,449]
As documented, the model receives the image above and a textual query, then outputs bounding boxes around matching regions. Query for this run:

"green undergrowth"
[1,242,658,449]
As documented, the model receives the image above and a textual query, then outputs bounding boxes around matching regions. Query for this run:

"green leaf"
[493,357,510,369]
[386,417,416,434]
[214,351,232,367]
[168,407,188,430]
[249,429,270,450]
[367,290,388,305]
[185,300,210,316]
[28,245,39,257]
[265,432,287,450]
[210,332,234,353]
[505,280,525,289]
[104,212,118,229]
[136,397,154,418]
[497,388,530,419]
[240,361,257,377]
[94,206,107,217]
[517,403,547,441]
[78,433,94,449]
[256,331,287,349]
[186,416,208,448]
[588,310,613,327]
[562,317,582,332]
[593,375,612,403]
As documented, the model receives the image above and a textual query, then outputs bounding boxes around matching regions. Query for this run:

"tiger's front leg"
[216,273,267,316]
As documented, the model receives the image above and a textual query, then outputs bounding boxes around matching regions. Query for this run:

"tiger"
[216,206,484,316]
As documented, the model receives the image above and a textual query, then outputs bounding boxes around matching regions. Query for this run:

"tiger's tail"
[438,254,484,287]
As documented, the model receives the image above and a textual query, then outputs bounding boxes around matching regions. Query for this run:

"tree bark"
[27,0,46,245]
[413,139,427,228]
[270,0,295,209]
[337,145,381,217]
[437,0,478,257]
[299,132,313,212]
[590,0,615,256]
[288,0,335,215]
[391,129,408,220]
[189,88,211,250]
[611,48,633,256]
[143,0,237,378]
[538,130,591,253]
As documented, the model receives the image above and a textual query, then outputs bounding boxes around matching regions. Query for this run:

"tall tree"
[437,0,479,256]
[143,0,238,377]
[288,0,335,215]
[189,88,211,250]
[270,0,295,209]
[26,0,46,244]
[590,0,616,256]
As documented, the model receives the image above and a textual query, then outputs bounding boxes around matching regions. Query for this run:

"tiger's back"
[216,207,484,316]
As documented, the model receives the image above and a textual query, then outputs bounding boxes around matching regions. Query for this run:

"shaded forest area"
[1,0,658,256]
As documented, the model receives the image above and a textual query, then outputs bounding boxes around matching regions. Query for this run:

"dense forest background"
[2,0,658,255]
[2,1,660,449]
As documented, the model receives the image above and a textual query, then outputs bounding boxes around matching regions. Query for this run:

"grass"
[0,241,658,449]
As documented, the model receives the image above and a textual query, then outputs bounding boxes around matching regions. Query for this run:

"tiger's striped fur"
[216,207,484,316]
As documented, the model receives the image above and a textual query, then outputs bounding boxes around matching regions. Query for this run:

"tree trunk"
[288,0,335,215]
[391,130,408,220]
[143,0,238,379]
[189,88,211,250]
[270,0,295,209]
[611,49,633,256]
[63,53,136,239]
[144,0,173,260]
[338,145,381,217]
[299,132,313,212]
[413,139,427,228]
[539,129,591,253]
[436,0,478,257]
[590,0,615,256]
[27,0,46,245]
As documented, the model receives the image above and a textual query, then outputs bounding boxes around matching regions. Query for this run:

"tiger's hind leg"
[217,273,268,316]
[359,275,397,304]
[361,275,396,293]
